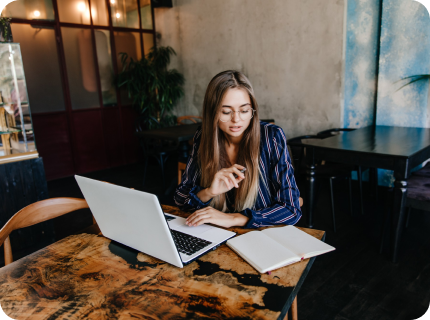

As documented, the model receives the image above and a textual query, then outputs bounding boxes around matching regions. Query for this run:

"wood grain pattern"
[0,205,324,320]
[0,198,89,265]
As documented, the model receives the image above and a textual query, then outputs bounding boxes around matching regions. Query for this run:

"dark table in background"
[302,125,430,262]
[136,123,201,159]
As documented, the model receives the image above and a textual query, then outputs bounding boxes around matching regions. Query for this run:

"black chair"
[136,119,178,190]
[380,162,430,259]
[316,128,367,215]
[287,135,353,232]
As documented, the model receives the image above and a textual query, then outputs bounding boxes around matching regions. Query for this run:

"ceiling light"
[77,2,86,12]
[110,0,115,3]
[115,12,120,18]
[33,10,40,17]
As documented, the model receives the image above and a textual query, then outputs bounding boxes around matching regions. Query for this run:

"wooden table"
[0,205,325,320]
[302,125,430,262]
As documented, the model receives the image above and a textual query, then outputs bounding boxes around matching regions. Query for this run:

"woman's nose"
[232,111,241,122]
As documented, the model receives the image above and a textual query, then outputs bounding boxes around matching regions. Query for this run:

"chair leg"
[358,166,364,215]
[329,178,336,233]
[291,296,298,320]
[348,177,353,217]
[379,189,392,254]
[4,236,13,265]
[405,207,411,229]
[142,157,149,187]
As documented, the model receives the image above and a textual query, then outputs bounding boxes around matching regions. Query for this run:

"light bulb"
[110,0,115,3]
[33,10,40,17]
[77,2,86,12]
[115,12,120,18]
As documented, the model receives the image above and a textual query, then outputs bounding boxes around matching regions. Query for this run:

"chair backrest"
[0,197,89,266]
[260,119,275,124]
[177,116,202,125]
[287,135,322,175]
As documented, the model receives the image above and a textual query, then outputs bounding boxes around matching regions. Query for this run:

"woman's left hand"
[186,207,249,228]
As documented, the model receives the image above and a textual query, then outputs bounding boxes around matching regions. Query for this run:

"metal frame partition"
[9,0,156,180]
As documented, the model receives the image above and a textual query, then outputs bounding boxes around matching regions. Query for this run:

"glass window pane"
[58,0,91,24]
[140,0,153,30]
[114,31,141,69]
[62,27,100,110]
[114,32,141,106]
[95,30,116,107]
[11,24,65,113]
[143,33,154,56]
[0,43,36,154]
[91,0,109,26]
[110,0,139,28]
[3,0,55,20]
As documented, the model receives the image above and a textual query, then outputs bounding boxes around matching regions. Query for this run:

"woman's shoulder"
[259,121,286,143]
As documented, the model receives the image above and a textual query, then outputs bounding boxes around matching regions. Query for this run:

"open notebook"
[227,226,335,273]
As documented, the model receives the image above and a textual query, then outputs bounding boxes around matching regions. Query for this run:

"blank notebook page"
[262,226,334,258]
[227,231,299,272]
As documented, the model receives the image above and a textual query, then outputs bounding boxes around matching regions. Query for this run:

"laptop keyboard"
[170,229,212,255]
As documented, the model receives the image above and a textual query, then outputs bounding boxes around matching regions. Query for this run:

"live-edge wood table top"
[0,205,325,320]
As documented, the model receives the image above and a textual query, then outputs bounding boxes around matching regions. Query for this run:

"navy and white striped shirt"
[174,121,302,229]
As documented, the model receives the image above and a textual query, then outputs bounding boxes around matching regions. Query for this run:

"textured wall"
[155,0,345,138]
[343,0,381,128]
[377,0,430,127]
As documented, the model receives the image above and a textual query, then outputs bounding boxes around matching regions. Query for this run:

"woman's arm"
[240,127,302,228]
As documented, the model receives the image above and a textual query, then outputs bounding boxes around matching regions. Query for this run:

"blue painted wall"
[343,0,381,128]
[377,0,430,127]
[344,0,430,186]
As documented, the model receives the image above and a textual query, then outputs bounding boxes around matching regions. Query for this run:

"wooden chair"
[0,198,90,266]
[177,115,202,125]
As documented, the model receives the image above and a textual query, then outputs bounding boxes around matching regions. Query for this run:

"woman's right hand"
[207,164,246,197]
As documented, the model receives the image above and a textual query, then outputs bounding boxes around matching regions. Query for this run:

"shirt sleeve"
[240,127,302,228]
[174,129,213,211]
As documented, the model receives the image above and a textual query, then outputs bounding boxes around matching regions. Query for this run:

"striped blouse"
[174,121,302,229]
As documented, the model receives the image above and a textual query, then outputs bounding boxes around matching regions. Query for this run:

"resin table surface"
[0,205,325,320]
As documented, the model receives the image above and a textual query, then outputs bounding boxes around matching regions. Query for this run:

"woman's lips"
[229,126,242,132]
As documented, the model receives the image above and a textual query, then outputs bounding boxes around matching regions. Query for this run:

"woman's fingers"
[232,167,245,179]
[228,173,239,188]
[187,210,211,226]
[190,214,210,226]
[221,176,233,190]
[233,164,245,170]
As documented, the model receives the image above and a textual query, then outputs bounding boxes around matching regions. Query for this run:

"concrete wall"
[155,0,345,138]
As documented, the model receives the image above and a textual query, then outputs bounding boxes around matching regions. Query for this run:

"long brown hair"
[199,70,260,212]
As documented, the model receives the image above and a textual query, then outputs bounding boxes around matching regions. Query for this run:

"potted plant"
[396,74,430,91]
[0,17,12,42]
[116,46,184,130]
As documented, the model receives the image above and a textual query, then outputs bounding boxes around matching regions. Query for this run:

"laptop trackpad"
[169,221,213,235]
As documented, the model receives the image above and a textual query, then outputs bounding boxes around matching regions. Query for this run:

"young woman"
[174,70,301,229]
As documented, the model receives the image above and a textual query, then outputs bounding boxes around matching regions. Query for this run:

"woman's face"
[218,88,253,140]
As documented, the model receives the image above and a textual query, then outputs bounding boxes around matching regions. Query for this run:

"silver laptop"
[75,175,236,268]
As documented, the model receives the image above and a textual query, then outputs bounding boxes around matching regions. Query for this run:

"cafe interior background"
[1,0,430,319]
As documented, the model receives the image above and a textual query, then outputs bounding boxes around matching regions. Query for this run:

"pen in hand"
[233,167,247,178]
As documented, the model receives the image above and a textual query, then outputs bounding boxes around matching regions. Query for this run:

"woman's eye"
[241,110,249,114]
[222,111,232,115]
